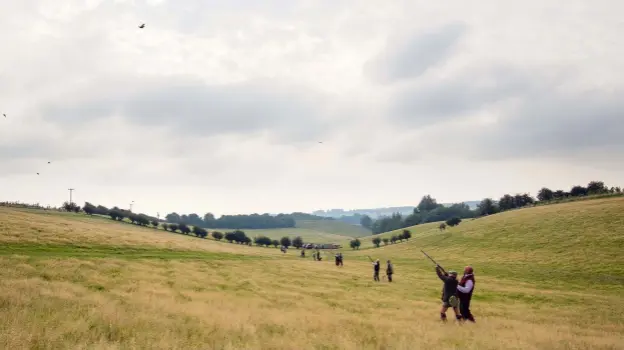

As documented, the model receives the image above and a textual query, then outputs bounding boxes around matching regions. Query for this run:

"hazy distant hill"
[312,201,480,219]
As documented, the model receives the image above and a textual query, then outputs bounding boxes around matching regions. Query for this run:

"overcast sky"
[1,0,623,217]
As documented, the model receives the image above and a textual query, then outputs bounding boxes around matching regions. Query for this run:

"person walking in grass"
[373,259,380,281]
[386,260,394,282]
[301,249,305,258]
[435,266,462,322]
[457,266,476,323]
[338,252,343,266]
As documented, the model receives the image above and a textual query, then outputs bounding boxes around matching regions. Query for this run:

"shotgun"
[421,249,447,275]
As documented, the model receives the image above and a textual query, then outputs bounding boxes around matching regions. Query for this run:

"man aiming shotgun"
[368,256,381,282]
[422,250,462,322]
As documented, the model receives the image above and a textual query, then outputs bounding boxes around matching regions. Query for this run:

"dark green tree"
[292,236,304,248]
[280,236,292,248]
[360,215,373,230]
[445,217,462,227]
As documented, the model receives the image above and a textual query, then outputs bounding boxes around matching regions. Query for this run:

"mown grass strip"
[0,243,266,261]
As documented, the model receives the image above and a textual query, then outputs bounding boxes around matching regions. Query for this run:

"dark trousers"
[387,273,393,282]
[374,271,380,281]
[459,296,475,322]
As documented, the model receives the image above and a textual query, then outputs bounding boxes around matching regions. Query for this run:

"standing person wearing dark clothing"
[373,259,380,281]
[338,253,343,266]
[301,249,305,258]
[335,253,340,266]
[435,266,461,322]
[316,251,322,261]
[386,260,394,282]
[457,266,476,323]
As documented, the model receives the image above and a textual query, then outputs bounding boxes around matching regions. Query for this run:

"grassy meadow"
[1,197,623,349]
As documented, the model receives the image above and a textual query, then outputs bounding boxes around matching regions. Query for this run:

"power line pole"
[68,188,75,205]
[129,200,134,212]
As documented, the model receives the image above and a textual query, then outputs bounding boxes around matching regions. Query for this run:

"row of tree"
[164,212,297,229]
[362,180,621,234]
[79,201,305,229]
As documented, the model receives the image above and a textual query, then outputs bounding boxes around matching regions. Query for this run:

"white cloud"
[1,0,623,216]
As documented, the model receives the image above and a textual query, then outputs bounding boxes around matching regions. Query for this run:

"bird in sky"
[36,172,39,175]
[48,161,51,164]
[139,23,145,29]
[3,114,5,118]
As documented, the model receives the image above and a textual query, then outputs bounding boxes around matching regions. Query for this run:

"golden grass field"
[1,197,624,349]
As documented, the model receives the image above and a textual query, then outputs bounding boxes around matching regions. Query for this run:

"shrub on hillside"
[162,223,169,231]
[169,224,179,233]
[382,238,389,245]
[390,235,398,244]
[280,236,292,248]
[401,229,412,241]
[151,220,159,229]
[178,223,191,235]
[349,238,361,250]
[446,217,462,227]
[439,223,447,231]
[83,202,96,215]
[372,237,381,248]
[254,235,272,247]
[271,239,280,248]
[212,231,224,241]
[224,231,236,243]
[192,226,208,238]
[292,236,304,248]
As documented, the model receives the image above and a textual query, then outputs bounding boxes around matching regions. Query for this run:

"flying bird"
[139,23,145,29]
[318,141,323,144]
[48,161,51,164]
[36,173,39,175]
[3,114,5,118]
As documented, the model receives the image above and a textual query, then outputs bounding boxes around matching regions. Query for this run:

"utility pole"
[129,201,134,212]
[68,188,75,205]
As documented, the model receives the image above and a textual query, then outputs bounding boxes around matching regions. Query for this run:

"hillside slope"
[353,196,624,290]
[294,219,372,238]
[1,198,623,349]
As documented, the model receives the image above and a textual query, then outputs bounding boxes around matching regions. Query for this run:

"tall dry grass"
[1,199,623,349]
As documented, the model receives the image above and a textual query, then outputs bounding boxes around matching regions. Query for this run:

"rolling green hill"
[352,196,624,290]
[1,197,623,349]
[294,219,372,238]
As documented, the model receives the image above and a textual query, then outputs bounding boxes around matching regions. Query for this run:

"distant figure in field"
[373,259,380,281]
[386,260,394,282]
[457,266,476,323]
[301,249,305,258]
[436,266,461,322]
[316,250,322,261]
[335,252,340,266]
[338,252,343,266]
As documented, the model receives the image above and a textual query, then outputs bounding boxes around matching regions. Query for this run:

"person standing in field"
[338,252,343,266]
[373,259,380,281]
[457,266,476,322]
[316,250,322,261]
[386,260,394,282]
[435,266,462,322]
[335,252,340,266]
[301,249,305,258]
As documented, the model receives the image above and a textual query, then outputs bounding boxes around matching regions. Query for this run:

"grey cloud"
[364,22,467,85]
[469,86,624,160]
[40,76,332,144]
[388,64,533,127]
[379,63,624,162]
